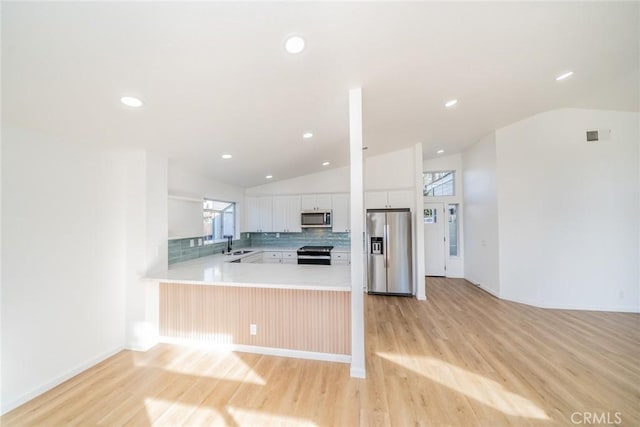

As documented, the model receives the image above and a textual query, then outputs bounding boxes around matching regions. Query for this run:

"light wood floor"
[3,278,639,426]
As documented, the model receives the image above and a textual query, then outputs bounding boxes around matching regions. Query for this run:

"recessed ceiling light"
[322,161,330,166]
[444,99,458,108]
[266,175,273,179]
[221,154,232,160]
[285,36,305,54]
[556,71,574,81]
[437,149,445,154]
[303,132,313,139]
[120,96,143,108]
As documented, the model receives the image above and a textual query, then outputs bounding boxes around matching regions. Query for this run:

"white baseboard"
[477,284,500,298]
[350,366,366,378]
[1,345,124,415]
[124,338,158,353]
[500,295,640,313]
[157,337,351,364]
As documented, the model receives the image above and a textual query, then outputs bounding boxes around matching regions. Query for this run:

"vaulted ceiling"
[3,2,638,187]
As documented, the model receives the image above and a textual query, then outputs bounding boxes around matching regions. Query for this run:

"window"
[423,208,437,224]
[203,199,235,243]
[448,203,459,257]
[423,171,455,197]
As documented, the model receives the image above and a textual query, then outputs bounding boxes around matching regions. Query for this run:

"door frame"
[423,202,446,276]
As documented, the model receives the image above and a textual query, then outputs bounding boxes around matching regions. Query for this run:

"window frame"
[447,203,460,257]
[423,170,456,197]
[203,198,236,244]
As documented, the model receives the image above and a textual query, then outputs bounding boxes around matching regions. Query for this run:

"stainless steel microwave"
[301,210,332,228]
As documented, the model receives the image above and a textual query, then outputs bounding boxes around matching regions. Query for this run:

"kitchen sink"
[232,250,253,255]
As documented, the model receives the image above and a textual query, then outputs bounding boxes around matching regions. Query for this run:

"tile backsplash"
[249,229,350,248]
[168,229,350,265]
[169,235,251,265]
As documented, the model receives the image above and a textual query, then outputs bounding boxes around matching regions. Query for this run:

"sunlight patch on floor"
[227,406,318,427]
[133,341,266,385]
[377,352,549,420]
[145,398,220,425]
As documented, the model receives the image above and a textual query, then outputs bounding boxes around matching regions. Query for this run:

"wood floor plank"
[2,278,638,426]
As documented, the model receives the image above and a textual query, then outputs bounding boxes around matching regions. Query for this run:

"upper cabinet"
[301,194,332,211]
[246,196,273,232]
[331,193,350,233]
[246,191,414,233]
[272,196,302,233]
[365,190,414,210]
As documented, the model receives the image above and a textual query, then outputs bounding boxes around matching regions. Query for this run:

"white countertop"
[148,247,351,292]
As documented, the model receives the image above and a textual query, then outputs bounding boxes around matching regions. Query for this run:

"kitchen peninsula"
[148,248,352,362]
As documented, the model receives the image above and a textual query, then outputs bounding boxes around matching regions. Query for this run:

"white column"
[415,143,426,300]
[124,151,168,351]
[349,88,366,378]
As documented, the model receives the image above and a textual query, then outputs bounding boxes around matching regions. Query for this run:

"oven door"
[297,255,331,265]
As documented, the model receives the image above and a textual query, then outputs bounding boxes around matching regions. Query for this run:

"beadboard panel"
[159,283,351,355]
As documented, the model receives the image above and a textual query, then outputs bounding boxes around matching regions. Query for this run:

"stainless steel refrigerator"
[366,209,413,295]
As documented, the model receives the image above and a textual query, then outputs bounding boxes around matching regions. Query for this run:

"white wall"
[169,164,245,202]
[168,164,245,237]
[0,111,4,410]
[124,151,168,351]
[462,132,500,295]
[423,153,465,278]
[364,146,416,190]
[246,167,350,195]
[1,126,127,412]
[496,109,639,312]
[168,198,202,239]
[245,146,417,196]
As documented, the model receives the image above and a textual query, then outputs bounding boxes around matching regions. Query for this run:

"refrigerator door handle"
[384,224,389,268]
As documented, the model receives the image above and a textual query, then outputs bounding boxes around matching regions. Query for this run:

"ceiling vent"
[586,129,611,143]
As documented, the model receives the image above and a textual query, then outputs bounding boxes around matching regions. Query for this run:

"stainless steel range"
[297,245,334,265]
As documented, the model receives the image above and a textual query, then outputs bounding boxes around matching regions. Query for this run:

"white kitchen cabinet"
[364,191,389,209]
[282,251,297,264]
[331,252,350,265]
[262,251,283,263]
[246,196,273,232]
[273,196,302,233]
[331,193,350,232]
[365,190,413,210]
[387,190,414,208]
[301,194,332,211]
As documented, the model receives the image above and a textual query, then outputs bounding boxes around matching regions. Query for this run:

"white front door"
[424,203,446,276]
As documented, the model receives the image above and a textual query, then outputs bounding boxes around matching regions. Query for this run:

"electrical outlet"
[250,324,257,335]
[190,239,194,247]
[276,232,280,238]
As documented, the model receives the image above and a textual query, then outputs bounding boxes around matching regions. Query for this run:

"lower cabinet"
[262,250,297,264]
[282,251,297,264]
[331,252,350,265]
[262,251,283,264]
